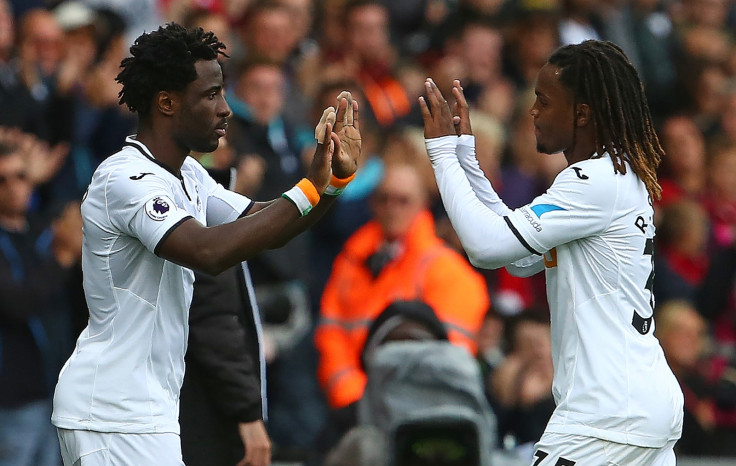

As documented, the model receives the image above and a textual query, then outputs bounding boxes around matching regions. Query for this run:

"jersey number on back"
[643,237,654,310]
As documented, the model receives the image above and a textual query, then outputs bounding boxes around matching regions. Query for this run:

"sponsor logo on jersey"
[530,203,566,218]
[145,196,173,221]
[521,207,543,232]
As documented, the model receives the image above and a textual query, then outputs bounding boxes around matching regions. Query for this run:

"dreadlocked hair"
[548,40,663,200]
[116,23,227,117]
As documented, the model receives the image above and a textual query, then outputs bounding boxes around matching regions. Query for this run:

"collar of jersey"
[124,135,184,180]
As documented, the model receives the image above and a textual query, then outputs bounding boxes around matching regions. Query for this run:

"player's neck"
[564,149,595,166]
[135,129,188,174]
[564,131,596,166]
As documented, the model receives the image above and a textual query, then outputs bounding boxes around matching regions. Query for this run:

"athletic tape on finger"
[336,91,353,125]
[315,107,336,141]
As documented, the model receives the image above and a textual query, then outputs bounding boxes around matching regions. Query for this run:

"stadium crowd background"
[1,0,736,464]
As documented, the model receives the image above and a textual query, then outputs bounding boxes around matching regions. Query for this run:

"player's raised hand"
[307,106,338,194]
[451,79,473,136]
[331,91,361,179]
[419,78,456,139]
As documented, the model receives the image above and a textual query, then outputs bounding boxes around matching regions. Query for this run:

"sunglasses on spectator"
[0,171,28,185]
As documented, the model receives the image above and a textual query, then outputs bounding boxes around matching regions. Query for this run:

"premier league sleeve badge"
[145,196,174,221]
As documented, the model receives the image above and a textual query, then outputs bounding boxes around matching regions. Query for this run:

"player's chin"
[536,141,556,155]
[192,138,220,154]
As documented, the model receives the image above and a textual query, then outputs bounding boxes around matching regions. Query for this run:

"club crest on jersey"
[145,196,173,221]
[530,203,566,218]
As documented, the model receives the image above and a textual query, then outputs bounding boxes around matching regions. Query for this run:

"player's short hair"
[116,23,227,117]
[548,40,663,200]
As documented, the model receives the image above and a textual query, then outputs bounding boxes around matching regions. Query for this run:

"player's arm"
[420,79,535,269]
[156,133,332,274]
[159,95,361,276]
[449,81,544,276]
[451,80,512,216]
[422,79,614,270]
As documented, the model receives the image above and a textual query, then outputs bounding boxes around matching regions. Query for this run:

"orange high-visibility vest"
[316,211,490,408]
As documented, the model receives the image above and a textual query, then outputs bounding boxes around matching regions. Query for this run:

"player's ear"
[575,103,590,127]
[156,91,176,117]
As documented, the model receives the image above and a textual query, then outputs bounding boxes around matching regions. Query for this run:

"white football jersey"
[427,135,684,449]
[52,137,252,434]
[504,154,683,448]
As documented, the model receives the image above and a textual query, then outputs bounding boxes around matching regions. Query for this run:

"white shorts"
[57,428,184,466]
[531,432,677,466]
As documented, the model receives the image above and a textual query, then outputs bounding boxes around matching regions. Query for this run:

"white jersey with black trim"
[427,136,683,448]
[52,136,253,434]
[505,154,683,448]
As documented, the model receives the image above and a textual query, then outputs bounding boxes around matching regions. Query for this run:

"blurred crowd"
[2,0,736,464]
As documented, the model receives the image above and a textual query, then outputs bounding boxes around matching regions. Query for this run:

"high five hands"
[309,91,362,193]
[418,78,473,139]
[332,91,361,179]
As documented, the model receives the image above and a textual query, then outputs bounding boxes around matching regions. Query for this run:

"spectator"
[16,8,64,102]
[654,200,711,304]
[323,0,413,128]
[703,143,736,249]
[711,85,736,147]
[501,0,560,90]
[315,162,489,446]
[600,0,677,117]
[226,58,310,202]
[238,1,298,66]
[443,16,514,123]
[357,300,497,466]
[0,5,55,137]
[655,300,736,456]
[675,57,728,130]
[657,115,707,208]
[47,3,136,203]
[558,0,602,45]
[236,1,312,122]
[490,311,555,459]
[476,307,505,393]
[0,130,82,466]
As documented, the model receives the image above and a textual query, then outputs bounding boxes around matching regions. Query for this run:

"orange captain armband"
[282,178,320,216]
[324,172,356,196]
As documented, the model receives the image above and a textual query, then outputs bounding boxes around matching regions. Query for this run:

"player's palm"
[332,91,361,179]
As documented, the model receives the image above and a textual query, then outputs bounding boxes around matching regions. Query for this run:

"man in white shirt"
[420,40,682,465]
[52,23,361,466]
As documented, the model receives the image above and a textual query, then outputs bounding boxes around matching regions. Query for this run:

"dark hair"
[548,40,663,200]
[502,309,550,353]
[116,23,227,117]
